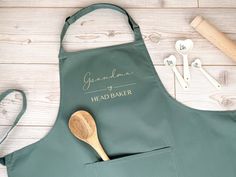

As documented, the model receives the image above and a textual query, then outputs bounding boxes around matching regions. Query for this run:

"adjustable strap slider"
[0,157,5,166]
[65,16,71,24]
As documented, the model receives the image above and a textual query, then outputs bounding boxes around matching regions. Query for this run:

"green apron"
[0,3,236,177]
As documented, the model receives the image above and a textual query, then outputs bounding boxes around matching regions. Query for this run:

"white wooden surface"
[0,0,236,176]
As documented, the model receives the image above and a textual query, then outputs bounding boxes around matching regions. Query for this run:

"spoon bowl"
[164,55,177,66]
[191,58,202,69]
[191,59,221,90]
[69,111,96,142]
[164,55,188,89]
[69,110,110,161]
[175,39,193,82]
[175,39,194,55]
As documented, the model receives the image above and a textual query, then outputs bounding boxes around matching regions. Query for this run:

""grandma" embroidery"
[83,68,134,91]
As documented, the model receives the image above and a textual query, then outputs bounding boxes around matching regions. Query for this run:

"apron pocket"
[85,146,177,177]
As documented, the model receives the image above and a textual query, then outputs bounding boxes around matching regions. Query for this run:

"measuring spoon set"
[164,39,221,90]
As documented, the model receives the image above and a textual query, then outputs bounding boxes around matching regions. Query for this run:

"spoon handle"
[200,68,221,90]
[88,135,110,161]
[172,66,189,90]
[183,55,191,82]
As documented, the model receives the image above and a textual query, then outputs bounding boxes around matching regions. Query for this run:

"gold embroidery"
[91,90,133,102]
[83,68,134,91]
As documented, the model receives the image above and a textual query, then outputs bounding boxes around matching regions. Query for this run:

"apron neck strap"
[59,3,142,57]
[0,89,27,145]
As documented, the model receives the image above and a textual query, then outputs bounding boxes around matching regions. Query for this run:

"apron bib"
[0,3,236,177]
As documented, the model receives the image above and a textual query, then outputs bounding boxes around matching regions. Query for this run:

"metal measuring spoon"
[164,55,189,89]
[175,39,193,82]
[68,110,110,161]
[191,59,221,90]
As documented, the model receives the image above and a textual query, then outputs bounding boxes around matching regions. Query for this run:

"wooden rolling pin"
[191,16,236,62]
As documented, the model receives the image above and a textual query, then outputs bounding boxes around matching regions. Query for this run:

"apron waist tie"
[0,89,27,165]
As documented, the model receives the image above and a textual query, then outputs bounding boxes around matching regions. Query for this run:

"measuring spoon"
[68,110,110,161]
[191,59,221,90]
[164,55,189,89]
[175,39,193,82]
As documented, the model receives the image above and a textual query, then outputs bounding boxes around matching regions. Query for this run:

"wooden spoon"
[68,110,110,161]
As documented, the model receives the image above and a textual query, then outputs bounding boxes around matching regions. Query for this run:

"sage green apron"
[0,3,236,177]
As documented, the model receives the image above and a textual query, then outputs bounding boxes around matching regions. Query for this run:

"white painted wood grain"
[0,167,7,176]
[199,0,236,7]
[0,126,50,156]
[0,9,236,65]
[176,66,236,110]
[1,1,236,176]
[0,0,198,8]
[0,64,60,126]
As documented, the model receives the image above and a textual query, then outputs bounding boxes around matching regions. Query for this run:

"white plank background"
[0,0,236,176]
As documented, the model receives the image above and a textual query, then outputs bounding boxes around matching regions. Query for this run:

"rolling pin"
[191,16,236,62]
